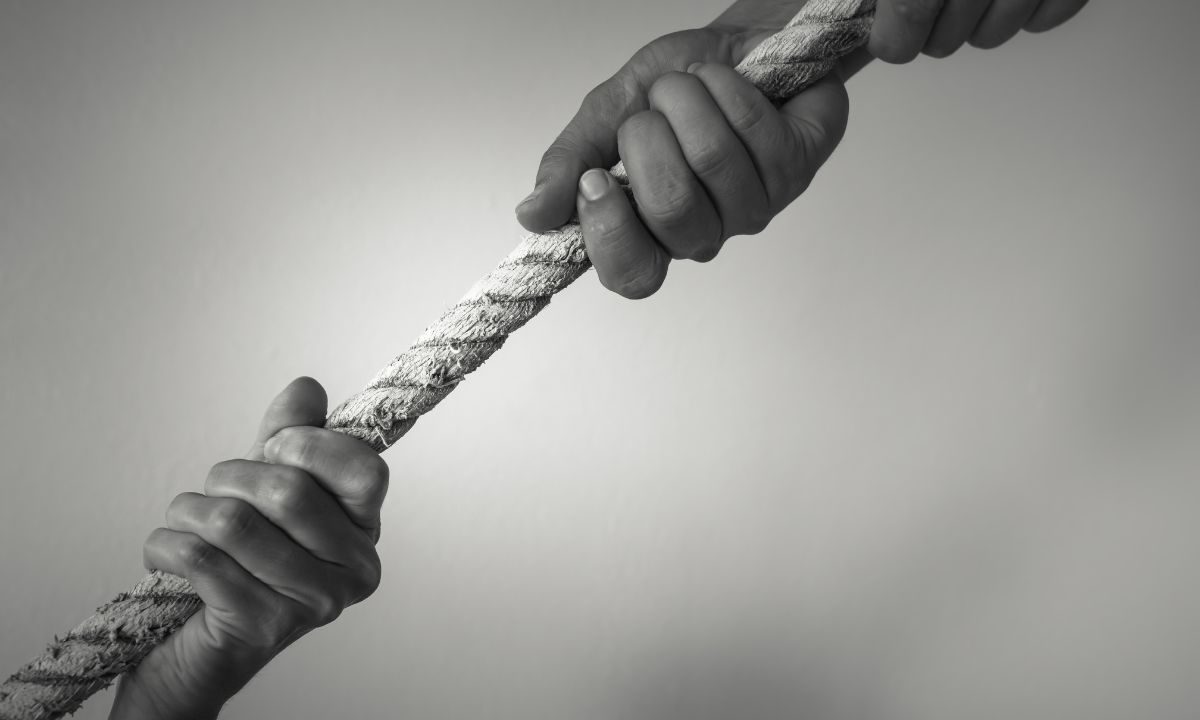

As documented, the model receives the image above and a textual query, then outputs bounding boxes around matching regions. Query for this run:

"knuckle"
[540,132,583,170]
[647,71,695,112]
[205,459,240,490]
[307,594,343,628]
[345,454,390,507]
[686,140,734,179]
[263,466,312,515]
[177,535,216,571]
[287,428,320,467]
[639,187,698,231]
[209,499,254,543]
[587,206,645,251]
[723,94,769,138]
[165,493,190,523]
[618,109,664,146]
[586,208,639,247]
[585,71,638,113]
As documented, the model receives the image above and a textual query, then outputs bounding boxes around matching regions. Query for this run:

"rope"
[0,2,875,717]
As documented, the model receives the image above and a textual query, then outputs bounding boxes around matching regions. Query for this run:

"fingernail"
[686,62,702,74]
[263,434,281,461]
[579,169,609,202]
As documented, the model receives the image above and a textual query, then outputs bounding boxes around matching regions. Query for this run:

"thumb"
[515,74,636,232]
[244,376,328,461]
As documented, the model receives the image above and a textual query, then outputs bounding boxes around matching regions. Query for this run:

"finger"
[576,168,670,299]
[1025,0,1089,32]
[516,72,641,232]
[205,459,379,568]
[648,70,770,238]
[689,63,846,213]
[166,493,370,613]
[971,0,1041,48]
[144,528,278,619]
[263,426,389,535]
[144,528,304,651]
[924,0,993,57]
[245,376,328,462]
[870,0,947,64]
[618,110,724,262]
[692,63,848,212]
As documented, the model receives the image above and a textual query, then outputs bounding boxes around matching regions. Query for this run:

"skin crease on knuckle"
[178,534,217,574]
[208,498,256,545]
[617,113,711,244]
[585,207,668,299]
[304,591,344,629]
[261,465,312,516]
[720,90,770,141]
[584,216,666,299]
[284,427,322,469]
[646,74,763,247]
[646,71,695,119]
[646,74,735,179]
[334,454,388,513]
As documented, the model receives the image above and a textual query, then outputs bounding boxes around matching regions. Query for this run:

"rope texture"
[0,2,875,717]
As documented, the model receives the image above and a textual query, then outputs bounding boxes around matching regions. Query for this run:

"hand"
[515,26,850,299]
[110,377,388,720]
[868,0,1090,61]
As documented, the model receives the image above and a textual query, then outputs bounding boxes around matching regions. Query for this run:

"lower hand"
[110,377,389,719]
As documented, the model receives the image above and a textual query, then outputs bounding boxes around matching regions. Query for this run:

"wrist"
[108,641,267,720]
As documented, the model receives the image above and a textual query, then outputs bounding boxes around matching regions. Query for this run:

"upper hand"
[112,377,388,719]
[515,27,850,299]
[868,0,1089,61]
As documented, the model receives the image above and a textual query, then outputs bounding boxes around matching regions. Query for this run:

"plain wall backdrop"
[2,1,1198,718]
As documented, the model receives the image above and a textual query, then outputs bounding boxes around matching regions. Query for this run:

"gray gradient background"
[2,1,1198,718]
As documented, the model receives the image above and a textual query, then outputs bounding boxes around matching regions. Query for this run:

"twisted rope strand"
[0,2,875,717]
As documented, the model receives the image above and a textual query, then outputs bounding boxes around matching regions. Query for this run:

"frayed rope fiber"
[0,2,876,717]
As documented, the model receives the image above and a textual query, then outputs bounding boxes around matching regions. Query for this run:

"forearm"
[107,642,261,720]
[109,680,223,720]
[108,663,230,720]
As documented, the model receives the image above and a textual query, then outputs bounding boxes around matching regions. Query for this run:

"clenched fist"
[110,377,389,720]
